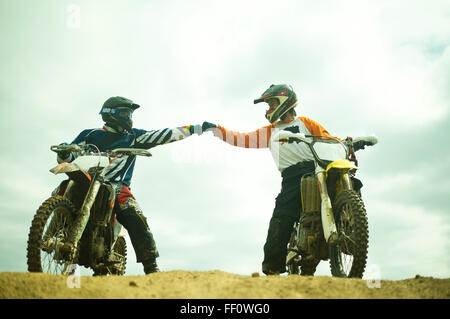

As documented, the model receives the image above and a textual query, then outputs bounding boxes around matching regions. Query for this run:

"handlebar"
[50,144,82,153]
[50,144,152,157]
[274,131,378,149]
[274,131,378,169]
[351,135,378,147]
[274,132,343,145]
[110,148,152,157]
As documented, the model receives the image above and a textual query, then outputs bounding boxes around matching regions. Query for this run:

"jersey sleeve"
[71,129,92,145]
[57,129,92,163]
[212,124,275,148]
[132,126,193,149]
[299,117,343,141]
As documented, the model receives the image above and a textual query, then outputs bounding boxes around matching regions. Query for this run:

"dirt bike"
[274,131,378,278]
[27,144,152,276]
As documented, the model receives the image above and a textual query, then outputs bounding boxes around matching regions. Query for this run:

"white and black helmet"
[99,96,140,132]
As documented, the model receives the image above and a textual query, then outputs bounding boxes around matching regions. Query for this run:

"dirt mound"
[0,271,448,299]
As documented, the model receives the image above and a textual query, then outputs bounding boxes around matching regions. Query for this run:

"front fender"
[326,159,357,175]
[50,162,91,181]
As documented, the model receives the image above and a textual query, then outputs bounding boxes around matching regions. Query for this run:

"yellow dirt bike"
[275,131,378,278]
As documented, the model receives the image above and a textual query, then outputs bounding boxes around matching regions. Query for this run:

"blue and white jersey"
[60,125,193,186]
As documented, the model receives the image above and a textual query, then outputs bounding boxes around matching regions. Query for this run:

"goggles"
[100,107,134,120]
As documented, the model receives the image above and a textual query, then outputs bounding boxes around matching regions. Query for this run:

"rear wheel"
[110,236,127,275]
[92,236,127,276]
[286,230,300,275]
[329,190,368,278]
[286,225,320,276]
[27,196,77,274]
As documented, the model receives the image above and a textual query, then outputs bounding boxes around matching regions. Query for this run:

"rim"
[40,206,73,274]
[335,202,355,276]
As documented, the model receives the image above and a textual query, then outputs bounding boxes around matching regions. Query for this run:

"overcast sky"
[0,0,449,280]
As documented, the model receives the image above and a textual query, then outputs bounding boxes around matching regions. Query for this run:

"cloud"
[0,0,449,279]
[367,200,450,279]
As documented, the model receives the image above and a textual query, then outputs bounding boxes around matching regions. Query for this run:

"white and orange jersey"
[213,117,341,172]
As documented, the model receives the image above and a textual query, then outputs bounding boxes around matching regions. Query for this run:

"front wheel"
[329,190,368,278]
[27,196,77,274]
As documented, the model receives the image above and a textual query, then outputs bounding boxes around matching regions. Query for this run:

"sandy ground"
[0,270,449,299]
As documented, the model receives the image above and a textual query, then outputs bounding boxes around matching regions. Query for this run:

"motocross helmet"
[99,96,140,132]
[254,84,298,123]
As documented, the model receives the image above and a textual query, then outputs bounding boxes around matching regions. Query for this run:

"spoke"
[341,252,353,275]
[337,203,356,276]
[40,208,72,274]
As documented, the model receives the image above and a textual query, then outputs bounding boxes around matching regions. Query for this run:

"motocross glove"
[351,137,377,151]
[188,122,218,135]
[353,140,366,151]
[201,121,217,132]
[188,124,202,135]
[56,142,71,160]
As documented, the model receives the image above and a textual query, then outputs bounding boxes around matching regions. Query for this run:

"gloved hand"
[188,122,217,135]
[56,142,71,159]
[201,121,217,132]
[348,136,378,151]
[188,124,202,135]
[353,140,366,151]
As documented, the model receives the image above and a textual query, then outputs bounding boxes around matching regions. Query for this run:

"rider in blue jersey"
[57,96,213,274]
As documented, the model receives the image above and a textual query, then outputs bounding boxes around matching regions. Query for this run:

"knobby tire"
[329,190,369,278]
[27,195,76,273]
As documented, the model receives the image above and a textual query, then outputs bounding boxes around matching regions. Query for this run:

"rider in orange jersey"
[208,84,349,275]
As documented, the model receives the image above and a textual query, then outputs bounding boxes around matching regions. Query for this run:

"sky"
[0,0,449,280]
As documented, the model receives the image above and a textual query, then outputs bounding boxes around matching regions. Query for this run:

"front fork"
[286,167,352,267]
[316,165,352,244]
[316,168,337,243]
[316,166,352,244]
[61,178,101,270]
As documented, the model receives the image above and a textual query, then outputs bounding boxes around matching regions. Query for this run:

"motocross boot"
[262,216,296,275]
[143,257,160,274]
[115,198,160,268]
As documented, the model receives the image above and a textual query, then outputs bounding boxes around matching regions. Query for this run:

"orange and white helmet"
[254,84,298,123]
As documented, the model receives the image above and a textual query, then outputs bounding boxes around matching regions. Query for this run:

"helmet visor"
[116,108,133,120]
[100,107,133,120]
